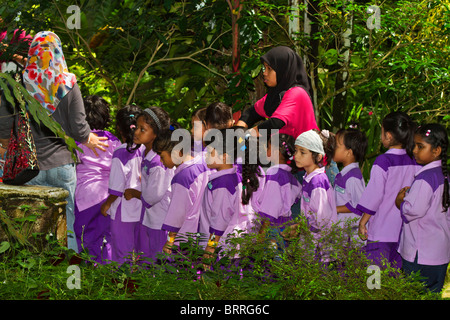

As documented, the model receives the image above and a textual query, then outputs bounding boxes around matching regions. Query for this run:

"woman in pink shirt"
[236,46,318,139]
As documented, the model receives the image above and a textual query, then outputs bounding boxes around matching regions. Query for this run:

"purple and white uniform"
[398,160,450,266]
[235,161,266,233]
[356,148,420,266]
[74,130,121,263]
[257,164,301,227]
[334,162,365,228]
[137,149,174,261]
[161,158,209,242]
[356,149,420,243]
[198,167,242,248]
[301,167,338,235]
[107,143,144,264]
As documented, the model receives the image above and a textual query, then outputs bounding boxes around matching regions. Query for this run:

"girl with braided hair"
[395,123,450,293]
[257,133,301,252]
[199,127,264,263]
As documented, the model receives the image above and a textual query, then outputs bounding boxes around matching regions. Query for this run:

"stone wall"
[0,183,68,249]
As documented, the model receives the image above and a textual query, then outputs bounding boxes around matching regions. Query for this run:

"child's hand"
[163,241,173,255]
[124,188,141,201]
[395,187,410,209]
[100,202,110,217]
[358,221,368,241]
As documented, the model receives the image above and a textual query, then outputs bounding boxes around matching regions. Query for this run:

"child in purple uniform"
[126,107,174,263]
[357,112,420,268]
[74,95,121,263]
[293,129,337,235]
[100,105,143,264]
[281,129,336,262]
[395,123,450,293]
[199,127,264,262]
[258,133,301,251]
[333,127,368,240]
[191,107,207,157]
[151,127,209,254]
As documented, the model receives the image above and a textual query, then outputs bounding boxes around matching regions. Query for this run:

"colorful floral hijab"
[22,31,77,114]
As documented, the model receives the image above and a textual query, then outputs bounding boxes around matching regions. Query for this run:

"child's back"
[75,130,121,211]
[334,162,365,227]
[356,149,420,243]
[257,164,301,227]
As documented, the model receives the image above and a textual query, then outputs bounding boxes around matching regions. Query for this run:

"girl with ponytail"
[395,123,450,293]
[356,111,421,268]
[100,104,144,264]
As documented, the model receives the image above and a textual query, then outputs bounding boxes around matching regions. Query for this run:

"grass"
[0,216,448,301]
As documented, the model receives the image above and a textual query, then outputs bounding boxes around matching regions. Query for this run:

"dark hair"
[310,129,336,167]
[415,123,449,212]
[205,102,233,129]
[152,123,184,155]
[83,95,112,130]
[116,104,141,152]
[137,106,171,137]
[336,127,368,163]
[382,111,416,158]
[204,126,263,205]
[192,107,207,124]
[268,133,298,173]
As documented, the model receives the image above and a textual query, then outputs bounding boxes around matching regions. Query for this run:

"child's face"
[333,134,352,164]
[159,151,176,169]
[134,116,157,146]
[205,146,220,169]
[294,145,319,172]
[191,116,205,141]
[266,141,283,164]
[262,62,277,87]
[205,146,230,170]
[413,134,441,166]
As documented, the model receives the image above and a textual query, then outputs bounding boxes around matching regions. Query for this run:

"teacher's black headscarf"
[260,46,311,117]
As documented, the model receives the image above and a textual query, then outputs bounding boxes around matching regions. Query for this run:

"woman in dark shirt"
[22,31,108,252]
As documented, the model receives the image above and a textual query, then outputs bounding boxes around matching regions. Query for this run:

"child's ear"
[385,131,394,144]
[316,153,323,164]
[347,148,354,159]
[432,145,442,159]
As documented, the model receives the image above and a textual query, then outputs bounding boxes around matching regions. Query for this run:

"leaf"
[0,241,10,254]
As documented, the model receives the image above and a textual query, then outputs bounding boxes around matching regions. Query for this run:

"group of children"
[74,97,450,293]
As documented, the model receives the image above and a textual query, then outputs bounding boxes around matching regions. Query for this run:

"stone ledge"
[0,183,68,249]
[0,183,69,200]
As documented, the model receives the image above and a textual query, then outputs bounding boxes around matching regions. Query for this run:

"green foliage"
[0,73,81,160]
[2,1,447,163]
[0,214,445,300]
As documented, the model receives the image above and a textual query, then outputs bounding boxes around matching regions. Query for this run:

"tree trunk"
[304,0,320,122]
[332,0,354,130]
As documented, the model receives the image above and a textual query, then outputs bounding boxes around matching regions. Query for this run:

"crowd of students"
[75,97,449,293]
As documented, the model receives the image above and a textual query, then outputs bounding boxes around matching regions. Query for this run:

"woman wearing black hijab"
[236,46,318,139]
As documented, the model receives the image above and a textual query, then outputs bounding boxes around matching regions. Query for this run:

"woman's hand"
[235,120,248,129]
[84,132,109,157]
